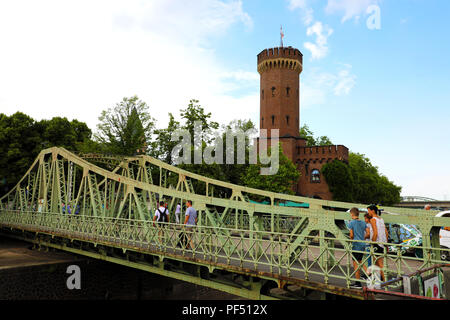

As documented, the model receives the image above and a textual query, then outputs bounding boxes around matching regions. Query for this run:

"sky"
[0,0,449,200]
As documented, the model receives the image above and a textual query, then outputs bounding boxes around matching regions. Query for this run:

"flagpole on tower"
[280,25,284,47]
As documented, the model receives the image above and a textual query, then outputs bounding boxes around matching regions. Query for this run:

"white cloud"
[303,22,333,60]
[325,0,380,23]
[114,0,253,45]
[0,0,257,133]
[220,71,259,83]
[333,68,357,96]
[288,0,308,9]
[288,0,314,26]
[301,64,356,108]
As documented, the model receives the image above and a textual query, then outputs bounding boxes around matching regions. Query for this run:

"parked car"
[435,210,450,260]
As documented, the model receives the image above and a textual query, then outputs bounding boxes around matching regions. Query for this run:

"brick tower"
[257,46,349,200]
[257,46,306,162]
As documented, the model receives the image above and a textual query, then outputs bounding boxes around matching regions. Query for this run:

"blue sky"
[0,0,449,199]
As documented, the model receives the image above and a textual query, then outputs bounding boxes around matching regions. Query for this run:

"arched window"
[271,87,276,97]
[262,90,264,100]
[261,117,264,127]
[311,169,320,183]
[286,115,290,126]
[286,87,290,97]
[271,115,275,125]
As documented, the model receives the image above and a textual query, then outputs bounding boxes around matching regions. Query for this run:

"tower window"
[271,87,276,97]
[271,115,275,125]
[286,115,290,126]
[262,90,264,100]
[261,117,264,127]
[311,169,320,183]
[286,87,290,97]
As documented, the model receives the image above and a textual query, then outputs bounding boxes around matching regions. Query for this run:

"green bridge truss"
[1,147,449,300]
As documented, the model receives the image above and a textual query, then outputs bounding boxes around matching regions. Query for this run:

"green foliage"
[348,153,402,205]
[299,124,333,146]
[0,112,41,195]
[219,119,257,185]
[37,117,92,151]
[321,159,354,202]
[180,99,219,145]
[95,96,155,156]
[0,112,94,196]
[153,113,181,164]
[322,152,402,205]
[241,144,300,196]
[176,118,257,194]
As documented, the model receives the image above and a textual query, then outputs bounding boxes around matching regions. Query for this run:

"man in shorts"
[348,207,368,288]
[183,200,197,250]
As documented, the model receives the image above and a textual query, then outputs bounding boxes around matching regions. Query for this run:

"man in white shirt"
[175,203,181,224]
[153,201,170,224]
[153,201,169,248]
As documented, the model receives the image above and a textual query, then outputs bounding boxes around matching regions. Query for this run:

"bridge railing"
[1,209,449,291]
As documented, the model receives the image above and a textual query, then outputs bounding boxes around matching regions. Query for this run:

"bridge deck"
[9,222,425,292]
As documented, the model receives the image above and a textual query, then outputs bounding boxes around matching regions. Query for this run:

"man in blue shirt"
[348,207,368,288]
[183,200,197,250]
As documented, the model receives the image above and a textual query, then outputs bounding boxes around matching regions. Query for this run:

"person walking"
[183,200,197,250]
[367,204,389,282]
[175,202,182,224]
[348,208,368,288]
[153,201,170,224]
[153,201,170,247]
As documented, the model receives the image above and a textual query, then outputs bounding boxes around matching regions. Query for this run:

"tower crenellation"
[257,47,303,74]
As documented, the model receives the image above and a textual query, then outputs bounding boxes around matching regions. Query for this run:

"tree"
[153,113,181,164]
[322,152,402,205]
[0,112,41,196]
[219,119,257,185]
[0,112,95,196]
[37,117,93,152]
[321,159,354,202]
[299,124,333,146]
[348,152,402,205]
[180,99,219,146]
[95,96,155,156]
[241,144,300,196]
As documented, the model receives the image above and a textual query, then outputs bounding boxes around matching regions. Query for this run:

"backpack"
[158,207,168,223]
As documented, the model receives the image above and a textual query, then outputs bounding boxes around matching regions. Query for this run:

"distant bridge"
[1,148,449,300]
[396,196,450,211]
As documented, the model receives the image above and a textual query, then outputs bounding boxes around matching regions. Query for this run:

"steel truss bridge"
[1,147,449,300]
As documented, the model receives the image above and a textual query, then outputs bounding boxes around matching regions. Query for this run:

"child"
[348,207,368,288]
